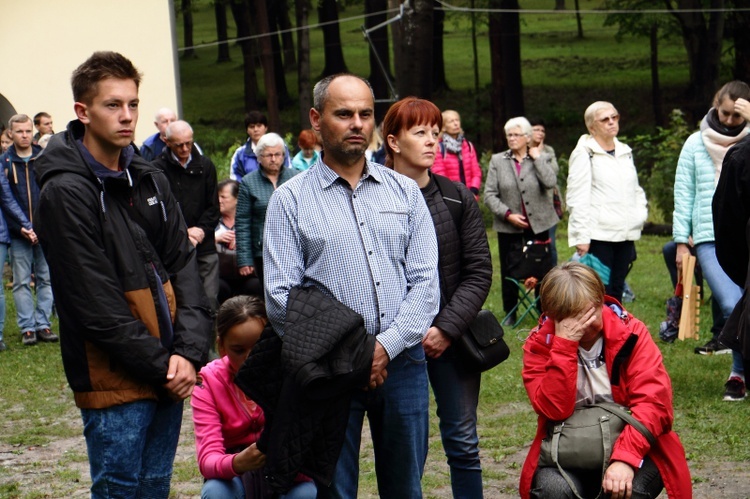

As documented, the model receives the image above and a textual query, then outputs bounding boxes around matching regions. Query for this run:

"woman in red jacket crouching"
[520,262,691,498]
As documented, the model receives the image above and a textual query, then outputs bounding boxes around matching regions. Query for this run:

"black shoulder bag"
[433,174,510,372]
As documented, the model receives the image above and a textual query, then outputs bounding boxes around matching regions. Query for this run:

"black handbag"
[456,310,510,372]
[507,240,554,281]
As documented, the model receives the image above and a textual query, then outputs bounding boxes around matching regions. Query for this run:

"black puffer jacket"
[423,173,493,341]
[34,120,213,409]
[235,286,375,493]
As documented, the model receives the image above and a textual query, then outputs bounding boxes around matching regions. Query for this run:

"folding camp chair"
[502,277,540,328]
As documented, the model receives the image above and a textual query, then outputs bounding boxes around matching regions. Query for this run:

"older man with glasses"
[235,132,298,282]
[152,120,220,312]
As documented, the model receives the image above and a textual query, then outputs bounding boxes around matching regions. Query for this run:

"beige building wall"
[0,0,180,146]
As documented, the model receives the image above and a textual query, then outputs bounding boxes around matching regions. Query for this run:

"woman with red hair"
[382,97,493,499]
[292,129,319,171]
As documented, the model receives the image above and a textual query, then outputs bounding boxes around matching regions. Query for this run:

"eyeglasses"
[261,152,284,159]
[171,140,193,149]
[597,114,620,124]
[506,133,525,139]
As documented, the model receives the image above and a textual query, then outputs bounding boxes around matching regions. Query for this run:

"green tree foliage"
[626,109,692,223]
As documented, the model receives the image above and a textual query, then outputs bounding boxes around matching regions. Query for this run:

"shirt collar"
[171,150,192,168]
[313,155,383,190]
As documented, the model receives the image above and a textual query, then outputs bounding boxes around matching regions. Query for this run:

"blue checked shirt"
[263,158,440,360]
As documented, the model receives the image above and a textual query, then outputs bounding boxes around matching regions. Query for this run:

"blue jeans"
[10,237,53,332]
[81,399,183,499]
[317,343,429,499]
[0,243,7,342]
[202,477,317,499]
[695,242,745,374]
[427,347,483,499]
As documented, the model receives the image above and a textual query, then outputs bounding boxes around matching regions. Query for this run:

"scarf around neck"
[442,133,464,155]
[700,108,749,185]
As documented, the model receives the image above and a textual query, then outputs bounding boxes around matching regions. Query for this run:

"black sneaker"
[723,376,747,401]
[36,328,59,342]
[694,338,731,355]
[21,330,37,346]
[0,340,6,352]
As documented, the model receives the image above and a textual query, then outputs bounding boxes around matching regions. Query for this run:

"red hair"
[297,129,318,149]
[382,97,442,168]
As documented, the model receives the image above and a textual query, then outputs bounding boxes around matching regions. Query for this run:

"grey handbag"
[538,402,656,498]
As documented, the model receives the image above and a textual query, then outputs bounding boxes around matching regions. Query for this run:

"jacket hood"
[576,134,632,156]
[36,120,161,186]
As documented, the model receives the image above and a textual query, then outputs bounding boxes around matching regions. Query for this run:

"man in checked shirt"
[263,73,440,498]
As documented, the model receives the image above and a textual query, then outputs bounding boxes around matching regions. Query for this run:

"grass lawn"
[0,230,748,497]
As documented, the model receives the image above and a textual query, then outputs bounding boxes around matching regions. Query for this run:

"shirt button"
[376,282,380,286]
[381,313,385,318]
[360,222,364,226]
[353,194,357,199]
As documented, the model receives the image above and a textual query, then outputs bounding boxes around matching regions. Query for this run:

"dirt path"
[1,405,749,498]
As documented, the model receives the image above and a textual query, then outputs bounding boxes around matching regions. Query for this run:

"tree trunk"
[668,0,725,119]
[276,0,297,70]
[395,0,433,99]
[318,0,348,76]
[390,0,404,95]
[214,0,231,62]
[731,0,750,81]
[365,0,394,119]
[488,4,505,152]
[182,0,196,58]
[432,0,450,93]
[555,0,566,9]
[574,0,583,39]
[251,0,281,132]
[229,0,259,111]
[650,22,664,127]
[267,0,290,105]
[296,0,312,130]
[500,0,524,119]
[471,0,481,146]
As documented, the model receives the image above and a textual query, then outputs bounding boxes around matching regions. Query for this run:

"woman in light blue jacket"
[673,80,750,400]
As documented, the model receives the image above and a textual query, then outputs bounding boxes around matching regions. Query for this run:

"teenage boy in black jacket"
[34,51,212,499]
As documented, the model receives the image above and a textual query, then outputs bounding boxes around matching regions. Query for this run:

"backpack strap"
[432,173,463,231]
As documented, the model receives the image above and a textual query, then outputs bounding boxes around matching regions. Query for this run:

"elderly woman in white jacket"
[566,101,648,303]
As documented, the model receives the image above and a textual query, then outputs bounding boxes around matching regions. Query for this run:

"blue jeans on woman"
[81,399,184,499]
[201,477,317,498]
[695,242,745,374]
[316,343,429,499]
[427,347,483,498]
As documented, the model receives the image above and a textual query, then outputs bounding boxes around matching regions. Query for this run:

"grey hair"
[255,132,285,156]
[164,120,193,139]
[313,73,375,112]
[584,101,617,131]
[154,107,177,122]
[503,116,532,138]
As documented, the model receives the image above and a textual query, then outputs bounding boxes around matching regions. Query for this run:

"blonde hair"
[584,101,617,132]
[441,110,462,135]
[539,262,605,320]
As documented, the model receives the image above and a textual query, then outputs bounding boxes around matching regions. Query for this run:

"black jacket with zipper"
[34,120,212,409]
[151,147,219,256]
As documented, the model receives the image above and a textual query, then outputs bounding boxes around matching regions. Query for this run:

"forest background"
[2,1,750,497]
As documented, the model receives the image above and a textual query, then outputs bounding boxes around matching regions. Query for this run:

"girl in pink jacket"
[191,296,316,498]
